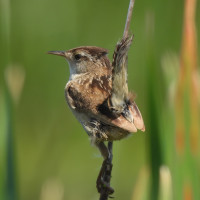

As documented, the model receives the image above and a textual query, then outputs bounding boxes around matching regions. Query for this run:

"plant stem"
[123,0,135,38]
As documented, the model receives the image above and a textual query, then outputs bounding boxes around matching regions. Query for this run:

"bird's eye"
[74,54,82,61]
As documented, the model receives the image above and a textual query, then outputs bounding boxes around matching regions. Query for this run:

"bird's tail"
[110,35,133,114]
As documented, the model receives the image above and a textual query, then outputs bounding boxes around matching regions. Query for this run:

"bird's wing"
[98,97,145,132]
[65,74,112,114]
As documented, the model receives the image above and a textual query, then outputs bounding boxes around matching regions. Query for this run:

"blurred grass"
[0,0,200,199]
[0,89,7,200]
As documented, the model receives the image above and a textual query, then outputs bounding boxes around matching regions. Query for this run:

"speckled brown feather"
[66,73,112,114]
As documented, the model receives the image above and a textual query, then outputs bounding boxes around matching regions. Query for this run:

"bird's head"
[48,46,111,79]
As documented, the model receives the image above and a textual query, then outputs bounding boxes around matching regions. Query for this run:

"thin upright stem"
[99,142,114,200]
[108,142,113,162]
[98,1,136,199]
[123,0,135,38]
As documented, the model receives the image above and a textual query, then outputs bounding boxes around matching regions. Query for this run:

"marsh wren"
[48,35,145,195]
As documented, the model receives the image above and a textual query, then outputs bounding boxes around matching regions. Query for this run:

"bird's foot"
[96,158,114,196]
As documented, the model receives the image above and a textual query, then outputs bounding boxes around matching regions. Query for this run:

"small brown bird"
[48,35,145,195]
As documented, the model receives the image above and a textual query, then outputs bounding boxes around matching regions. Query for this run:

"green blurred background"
[0,0,200,199]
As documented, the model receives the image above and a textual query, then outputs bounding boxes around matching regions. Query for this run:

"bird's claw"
[96,176,114,195]
[96,158,114,196]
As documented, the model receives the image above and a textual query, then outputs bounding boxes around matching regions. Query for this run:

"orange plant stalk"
[184,182,193,200]
[175,0,199,155]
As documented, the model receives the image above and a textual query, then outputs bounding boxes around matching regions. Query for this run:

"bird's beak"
[48,51,66,57]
